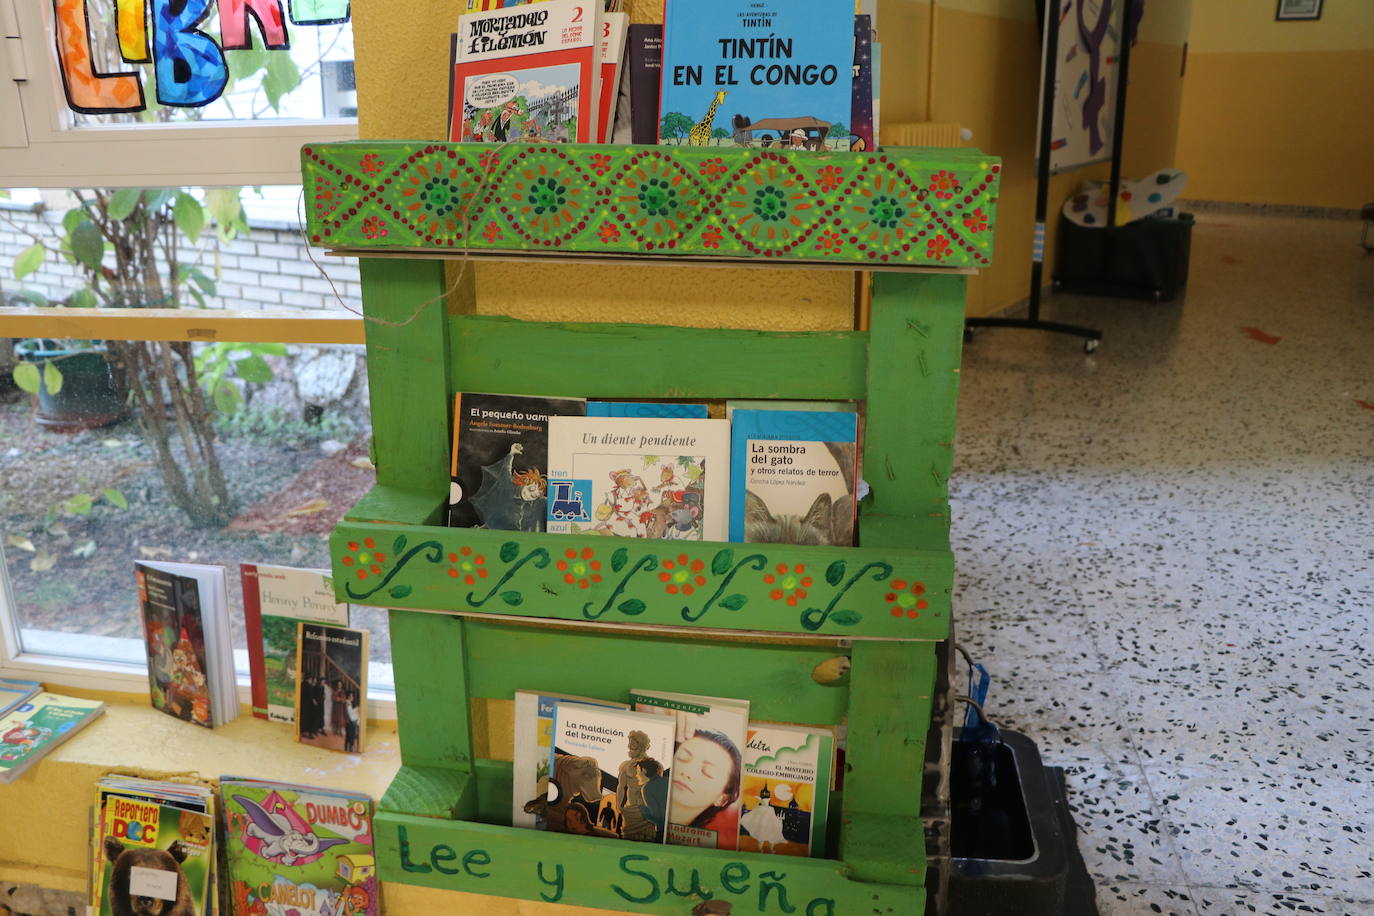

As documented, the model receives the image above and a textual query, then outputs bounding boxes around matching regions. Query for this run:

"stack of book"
[448,0,879,150]
[0,686,104,783]
[447,392,861,547]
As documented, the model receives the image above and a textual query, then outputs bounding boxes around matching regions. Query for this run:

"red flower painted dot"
[589,153,612,176]
[556,547,602,590]
[927,235,952,261]
[482,222,502,243]
[963,207,988,233]
[885,579,928,618]
[815,229,844,254]
[448,548,489,585]
[929,170,959,200]
[343,538,388,581]
[657,554,708,596]
[479,150,501,172]
[360,153,385,176]
[361,215,388,240]
[598,222,621,243]
[763,563,813,607]
[816,165,845,193]
[701,225,724,249]
[699,158,728,179]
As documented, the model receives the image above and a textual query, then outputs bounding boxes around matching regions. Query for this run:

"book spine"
[239,565,269,720]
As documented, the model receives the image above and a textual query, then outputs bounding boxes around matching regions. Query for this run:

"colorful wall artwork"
[1038,0,1127,174]
[50,0,351,114]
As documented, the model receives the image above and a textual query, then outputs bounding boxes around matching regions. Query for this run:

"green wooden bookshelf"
[307,141,1000,916]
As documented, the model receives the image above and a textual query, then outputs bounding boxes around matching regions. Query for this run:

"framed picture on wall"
[1276,0,1322,20]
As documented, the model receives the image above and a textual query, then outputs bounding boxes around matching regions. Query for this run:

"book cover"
[94,791,216,916]
[729,409,858,546]
[241,564,351,723]
[629,690,750,850]
[627,23,663,144]
[586,401,709,419]
[724,399,857,420]
[659,0,855,149]
[547,704,676,843]
[598,12,628,143]
[512,690,628,830]
[91,779,213,916]
[448,393,587,530]
[0,692,104,783]
[221,778,377,916]
[0,677,41,717]
[451,0,601,144]
[295,623,369,754]
[738,724,834,857]
[850,14,875,152]
[135,562,231,729]
[546,416,731,540]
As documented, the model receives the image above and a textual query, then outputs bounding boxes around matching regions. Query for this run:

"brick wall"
[0,203,361,312]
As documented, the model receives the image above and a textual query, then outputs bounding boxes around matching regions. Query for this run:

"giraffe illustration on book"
[688,91,728,146]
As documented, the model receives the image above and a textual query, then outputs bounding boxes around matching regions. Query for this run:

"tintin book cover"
[659,0,855,149]
[94,793,216,916]
[545,416,730,540]
[221,779,377,916]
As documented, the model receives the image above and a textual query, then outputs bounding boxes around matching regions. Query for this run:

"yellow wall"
[1176,1,1374,209]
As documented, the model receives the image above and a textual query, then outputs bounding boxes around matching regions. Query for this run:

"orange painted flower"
[556,547,602,590]
[885,579,928,619]
[360,153,385,176]
[479,150,501,171]
[446,545,488,585]
[658,554,707,596]
[929,170,958,200]
[702,225,724,249]
[361,216,388,240]
[763,563,813,607]
[598,222,621,243]
[340,536,387,581]
[927,235,952,260]
[817,165,845,192]
[699,157,728,178]
[483,222,502,243]
[815,229,844,254]
[589,153,613,175]
[963,207,988,233]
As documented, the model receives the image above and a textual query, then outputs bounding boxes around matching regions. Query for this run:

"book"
[0,692,104,783]
[241,564,351,723]
[451,0,602,144]
[220,777,377,916]
[0,677,41,717]
[512,690,628,830]
[598,12,629,143]
[547,703,676,843]
[626,24,663,144]
[586,401,709,419]
[545,416,731,540]
[729,409,859,546]
[659,0,856,150]
[630,689,750,850]
[738,723,834,857]
[294,622,369,753]
[92,778,216,916]
[724,399,858,421]
[448,392,587,530]
[135,561,237,728]
[849,15,875,152]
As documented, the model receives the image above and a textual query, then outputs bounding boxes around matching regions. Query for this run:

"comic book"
[0,677,41,717]
[738,723,834,857]
[0,692,104,783]
[91,779,216,916]
[241,564,350,723]
[135,561,237,727]
[220,778,377,916]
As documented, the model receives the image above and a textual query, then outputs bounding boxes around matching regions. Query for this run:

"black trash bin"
[1054,211,1194,302]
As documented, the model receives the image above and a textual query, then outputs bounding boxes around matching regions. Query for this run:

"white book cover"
[545,417,731,540]
[547,704,676,843]
[512,689,628,830]
[629,689,750,850]
[134,561,236,728]
[597,12,629,142]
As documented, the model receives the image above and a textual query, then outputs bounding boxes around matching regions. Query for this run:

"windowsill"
[0,691,400,894]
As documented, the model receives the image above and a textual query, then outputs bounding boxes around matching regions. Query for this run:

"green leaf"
[499,541,519,563]
[16,290,48,307]
[392,535,408,556]
[144,189,175,212]
[830,610,863,626]
[212,381,241,415]
[263,52,301,112]
[248,342,288,357]
[13,362,40,394]
[611,547,629,573]
[173,192,206,242]
[718,593,748,610]
[71,220,106,270]
[42,361,63,394]
[65,493,94,515]
[101,488,128,509]
[234,354,273,383]
[204,188,246,238]
[711,549,734,576]
[188,268,216,296]
[13,244,45,280]
[68,286,98,309]
[617,598,646,616]
[107,189,143,221]
[500,591,524,607]
[228,48,269,83]
[62,208,88,233]
[389,584,413,600]
[825,560,847,586]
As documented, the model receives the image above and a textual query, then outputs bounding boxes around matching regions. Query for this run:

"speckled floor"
[951,212,1374,916]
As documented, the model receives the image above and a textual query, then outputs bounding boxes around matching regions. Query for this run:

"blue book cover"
[659,0,856,150]
[587,401,709,418]
[730,409,858,545]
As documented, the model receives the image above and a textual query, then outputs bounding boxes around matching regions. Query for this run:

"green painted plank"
[463,620,849,725]
[359,258,452,492]
[450,314,869,401]
[343,484,446,527]
[376,810,924,914]
[863,273,966,519]
[330,523,953,640]
[379,765,474,820]
[474,758,515,826]
[389,611,476,779]
[303,142,1001,268]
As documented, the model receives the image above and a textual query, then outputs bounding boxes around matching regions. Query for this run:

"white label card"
[129,865,179,901]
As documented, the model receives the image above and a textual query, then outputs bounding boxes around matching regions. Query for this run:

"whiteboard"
[1037,0,1126,175]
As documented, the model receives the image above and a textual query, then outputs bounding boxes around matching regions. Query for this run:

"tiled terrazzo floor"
[950,212,1374,916]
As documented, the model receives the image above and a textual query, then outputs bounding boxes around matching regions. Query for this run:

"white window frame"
[0,0,358,188]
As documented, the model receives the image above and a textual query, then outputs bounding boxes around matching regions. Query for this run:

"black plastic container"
[1054,212,1194,302]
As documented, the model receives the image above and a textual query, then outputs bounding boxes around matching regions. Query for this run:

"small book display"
[307,139,999,916]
